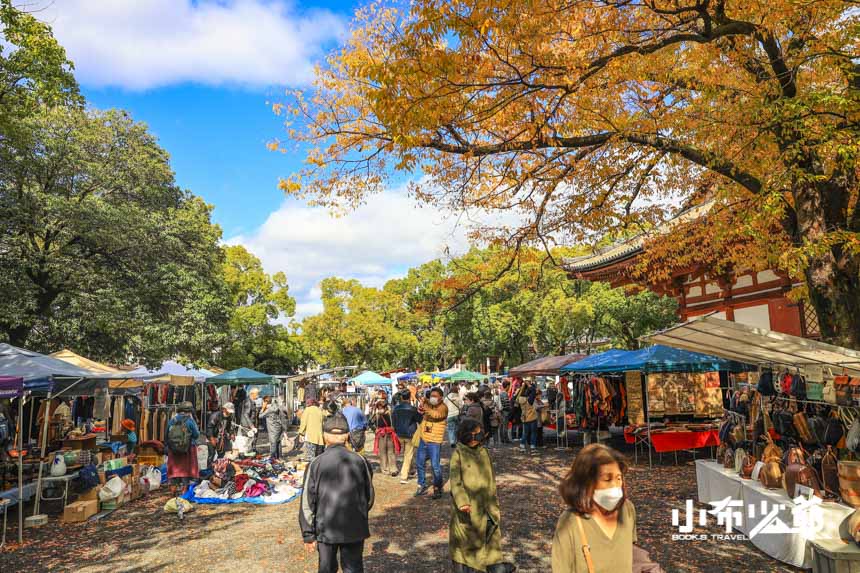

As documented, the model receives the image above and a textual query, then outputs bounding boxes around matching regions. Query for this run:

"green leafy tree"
[586,283,679,350]
[218,245,306,373]
[0,0,80,135]
[0,107,231,364]
[529,287,595,355]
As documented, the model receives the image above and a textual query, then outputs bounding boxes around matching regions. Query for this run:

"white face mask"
[592,487,623,511]
[429,397,440,406]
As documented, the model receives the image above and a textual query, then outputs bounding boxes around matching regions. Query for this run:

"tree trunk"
[792,181,860,349]
[804,250,860,349]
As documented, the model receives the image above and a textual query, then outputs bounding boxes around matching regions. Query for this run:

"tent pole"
[27,396,35,444]
[32,390,52,517]
[17,393,24,544]
[644,372,652,469]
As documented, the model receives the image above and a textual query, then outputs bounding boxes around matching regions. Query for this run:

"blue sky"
[38,0,483,319]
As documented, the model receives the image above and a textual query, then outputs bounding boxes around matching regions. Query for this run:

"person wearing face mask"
[449,418,515,573]
[551,444,639,573]
[415,387,448,498]
[370,400,400,476]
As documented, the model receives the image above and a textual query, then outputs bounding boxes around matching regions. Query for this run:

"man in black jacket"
[300,413,374,573]
[392,391,422,484]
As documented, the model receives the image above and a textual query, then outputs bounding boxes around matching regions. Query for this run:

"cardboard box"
[63,500,99,523]
[100,493,124,511]
[78,486,101,502]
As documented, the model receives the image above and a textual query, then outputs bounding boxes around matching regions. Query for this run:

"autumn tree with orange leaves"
[275,1,860,347]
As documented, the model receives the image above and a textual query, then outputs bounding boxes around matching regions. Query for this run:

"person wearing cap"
[167,402,200,495]
[121,418,138,451]
[299,398,326,462]
[300,413,374,573]
[207,402,236,460]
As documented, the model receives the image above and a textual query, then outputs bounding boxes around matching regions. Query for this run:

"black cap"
[323,413,350,435]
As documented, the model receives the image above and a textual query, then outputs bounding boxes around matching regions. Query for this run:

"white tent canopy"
[644,315,860,377]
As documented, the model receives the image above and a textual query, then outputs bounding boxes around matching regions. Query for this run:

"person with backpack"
[166,402,200,495]
[481,391,500,448]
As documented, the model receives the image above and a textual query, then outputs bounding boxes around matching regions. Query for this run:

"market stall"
[0,344,164,533]
[645,316,860,569]
[561,345,752,466]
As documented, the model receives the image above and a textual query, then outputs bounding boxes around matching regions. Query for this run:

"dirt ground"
[0,439,801,573]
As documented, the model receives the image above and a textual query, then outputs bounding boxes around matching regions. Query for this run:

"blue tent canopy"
[395,372,417,382]
[560,349,632,373]
[0,343,105,393]
[350,371,391,386]
[561,345,751,374]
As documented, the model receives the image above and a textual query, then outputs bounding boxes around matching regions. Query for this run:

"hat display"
[323,413,350,435]
[223,402,235,414]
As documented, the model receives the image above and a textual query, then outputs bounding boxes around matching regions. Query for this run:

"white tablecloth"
[695,460,857,568]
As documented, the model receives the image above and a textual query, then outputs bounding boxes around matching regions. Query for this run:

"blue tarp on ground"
[561,345,752,374]
[180,482,302,505]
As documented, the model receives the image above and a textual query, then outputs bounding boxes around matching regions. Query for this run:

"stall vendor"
[121,419,138,451]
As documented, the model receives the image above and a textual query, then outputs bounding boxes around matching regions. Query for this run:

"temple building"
[564,202,821,339]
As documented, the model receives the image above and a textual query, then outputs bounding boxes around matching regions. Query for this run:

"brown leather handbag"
[784,463,823,498]
[821,446,840,498]
[762,434,783,463]
[839,461,860,507]
[760,461,784,489]
[741,453,758,479]
[723,447,735,469]
[783,445,807,467]
[793,411,816,445]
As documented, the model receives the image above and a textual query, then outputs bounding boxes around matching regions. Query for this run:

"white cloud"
[33,0,345,89]
[226,190,526,321]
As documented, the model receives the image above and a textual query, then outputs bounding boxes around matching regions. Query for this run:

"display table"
[39,471,80,507]
[696,460,858,568]
[650,430,720,452]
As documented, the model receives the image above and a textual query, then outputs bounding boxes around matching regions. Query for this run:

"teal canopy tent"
[447,369,487,382]
[208,367,274,386]
[350,371,391,386]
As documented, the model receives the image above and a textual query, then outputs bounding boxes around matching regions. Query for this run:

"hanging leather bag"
[790,373,807,400]
[821,446,841,498]
[757,370,776,396]
[793,411,816,446]
[772,400,796,437]
[836,375,853,406]
[822,411,845,447]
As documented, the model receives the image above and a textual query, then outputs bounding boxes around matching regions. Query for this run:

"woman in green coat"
[449,418,515,573]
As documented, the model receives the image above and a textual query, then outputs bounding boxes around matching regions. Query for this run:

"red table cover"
[649,429,720,452]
